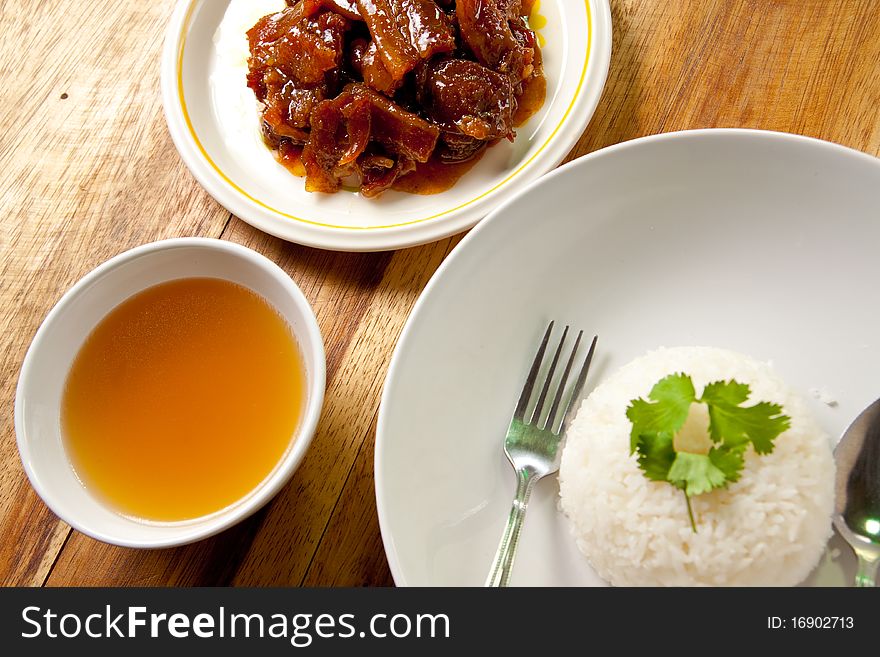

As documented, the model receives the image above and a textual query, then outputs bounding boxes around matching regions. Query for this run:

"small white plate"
[376,129,880,586]
[161,0,612,251]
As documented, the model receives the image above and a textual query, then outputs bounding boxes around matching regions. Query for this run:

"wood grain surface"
[2,0,879,586]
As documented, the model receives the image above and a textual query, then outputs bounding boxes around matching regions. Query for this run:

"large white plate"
[376,129,880,586]
[161,0,612,251]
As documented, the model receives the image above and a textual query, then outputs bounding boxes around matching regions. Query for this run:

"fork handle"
[485,469,538,587]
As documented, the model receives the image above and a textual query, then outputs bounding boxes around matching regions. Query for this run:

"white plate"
[161,0,612,251]
[376,129,880,586]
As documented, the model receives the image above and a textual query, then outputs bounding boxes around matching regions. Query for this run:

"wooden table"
[2,0,878,587]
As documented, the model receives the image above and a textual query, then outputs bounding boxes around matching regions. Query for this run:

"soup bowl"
[15,237,325,548]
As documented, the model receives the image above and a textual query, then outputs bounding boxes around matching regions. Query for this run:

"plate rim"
[374,127,880,586]
[160,0,614,251]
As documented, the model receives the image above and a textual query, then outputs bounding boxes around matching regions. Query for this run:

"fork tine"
[544,330,583,432]
[530,325,568,425]
[513,322,554,421]
[560,335,598,434]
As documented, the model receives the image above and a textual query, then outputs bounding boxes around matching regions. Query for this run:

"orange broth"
[61,278,306,522]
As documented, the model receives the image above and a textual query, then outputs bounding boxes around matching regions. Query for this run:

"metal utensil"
[485,322,597,587]
[833,397,880,587]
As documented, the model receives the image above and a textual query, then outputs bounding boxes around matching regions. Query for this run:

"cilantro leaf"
[700,381,790,454]
[628,373,792,532]
[626,373,695,453]
[634,432,676,481]
[667,452,728,496]
[701,379,751,407]
[708,443,746,484]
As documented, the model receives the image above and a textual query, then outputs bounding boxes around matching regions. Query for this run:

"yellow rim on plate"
[177,0,593,231]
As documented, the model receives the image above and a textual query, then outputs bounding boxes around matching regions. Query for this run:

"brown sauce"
[392,149,488,195]
[513,73,548,127]
[277,142,307,177]
[274,140,490,196]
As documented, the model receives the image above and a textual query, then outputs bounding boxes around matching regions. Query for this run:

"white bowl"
[376,129,880,586]
[15,238,326,548]
[161,0,612,251]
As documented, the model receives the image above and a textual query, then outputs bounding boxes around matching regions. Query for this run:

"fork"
[485,322,597,587]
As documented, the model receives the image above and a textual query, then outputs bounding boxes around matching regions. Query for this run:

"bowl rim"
[160,0,614,252]
[374,127,880,586]
[14,237,326,549]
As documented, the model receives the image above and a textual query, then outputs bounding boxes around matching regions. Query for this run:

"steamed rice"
[558,346,835,586]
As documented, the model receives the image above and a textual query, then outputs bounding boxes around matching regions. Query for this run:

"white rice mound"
[558,347,835,587]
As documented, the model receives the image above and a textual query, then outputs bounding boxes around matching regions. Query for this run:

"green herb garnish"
[627,374,791,532]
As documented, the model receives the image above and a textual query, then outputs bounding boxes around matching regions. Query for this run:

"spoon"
[833,397,880,587]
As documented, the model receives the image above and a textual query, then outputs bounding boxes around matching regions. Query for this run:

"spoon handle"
[854,552,879,587]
